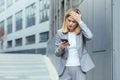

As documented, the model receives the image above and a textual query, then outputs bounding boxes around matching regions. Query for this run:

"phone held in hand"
[61,39,68,42]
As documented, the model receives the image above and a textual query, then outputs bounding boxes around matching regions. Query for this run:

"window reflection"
[0,20,4,29]
[7,40,12,48]
[0,0,5,12]
[39,0,49,23]
[39,32,49,42]
[26,35,35,44]
[15,10,23,31]
[7,16,13,34]
[15,38,22,46]
[26,3,36,27]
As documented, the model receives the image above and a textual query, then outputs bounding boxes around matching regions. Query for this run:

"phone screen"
[61,39,68,42]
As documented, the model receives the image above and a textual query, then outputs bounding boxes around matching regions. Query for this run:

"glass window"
[7,40,12,48]
[26,35,35,44]
[26,3,36,27]
[0,0,5,12]
[39,0,49,23]
[15,38,22,46]
[7,16,13,34]
[15,10,23,31]
[7,0,13,7]
[0,20,4,29]
[39,31,49,42]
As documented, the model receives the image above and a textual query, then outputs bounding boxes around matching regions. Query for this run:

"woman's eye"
[68,19,71,22]
[72,21,76,23]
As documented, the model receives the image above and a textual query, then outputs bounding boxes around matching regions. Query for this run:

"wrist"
[60,46,65,50]
[79,21,83,25]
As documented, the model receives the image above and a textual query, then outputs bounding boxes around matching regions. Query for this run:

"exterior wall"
[113,0,120,80]
[76,0,112,80]
[0,0,50,54]
[48,0,113,80]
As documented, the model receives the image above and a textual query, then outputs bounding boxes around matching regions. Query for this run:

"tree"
[0,28,5,49]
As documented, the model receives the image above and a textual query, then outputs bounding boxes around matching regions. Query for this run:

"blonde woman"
[55,8,95,80]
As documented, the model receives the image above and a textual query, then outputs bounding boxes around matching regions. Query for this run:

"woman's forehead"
[67,16,75,21]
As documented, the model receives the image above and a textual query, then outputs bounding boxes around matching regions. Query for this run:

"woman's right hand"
[70,11,83,24]
[60,41,70,50]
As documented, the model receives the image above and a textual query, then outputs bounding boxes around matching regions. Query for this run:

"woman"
[55,8,95,80]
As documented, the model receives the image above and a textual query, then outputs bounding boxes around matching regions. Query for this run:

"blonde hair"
[62,8,83,35]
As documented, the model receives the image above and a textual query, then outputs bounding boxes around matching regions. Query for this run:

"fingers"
[70,11,81,17]
[69,11,82,23]
[61,42,70,46]
[60,42,70,50]
[70,11,81,19]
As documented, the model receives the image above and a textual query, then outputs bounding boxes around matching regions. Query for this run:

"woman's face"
[66,16,78,32]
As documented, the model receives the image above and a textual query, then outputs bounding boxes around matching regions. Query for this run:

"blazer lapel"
[76,34,81,49]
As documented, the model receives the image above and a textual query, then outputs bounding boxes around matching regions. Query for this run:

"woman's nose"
[69,22,73,25]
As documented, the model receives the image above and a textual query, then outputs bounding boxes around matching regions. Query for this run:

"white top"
[66,32,80,66]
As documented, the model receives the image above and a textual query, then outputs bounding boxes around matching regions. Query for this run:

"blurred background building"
[0,0,50,54]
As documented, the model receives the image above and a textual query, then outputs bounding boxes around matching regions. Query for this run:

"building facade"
[0,0,50,54]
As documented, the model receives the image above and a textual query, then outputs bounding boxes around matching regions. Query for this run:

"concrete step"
[0,54,58,80]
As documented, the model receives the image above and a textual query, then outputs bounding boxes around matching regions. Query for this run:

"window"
[26,3,36,27]
[7,16,13,34]
[15,38,22,46]
[7,40,12,48]
[39,0,49,23]
[7,0,13,7]
[15,10,23,31]
[26,35,35,44]
[0,20,4,29]
[39,32,49,42]
[0,0,5,12]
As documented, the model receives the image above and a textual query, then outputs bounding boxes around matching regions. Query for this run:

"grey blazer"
[55,22,95,76]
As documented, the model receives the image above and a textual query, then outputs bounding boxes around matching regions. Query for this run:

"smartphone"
[61,39,68,42]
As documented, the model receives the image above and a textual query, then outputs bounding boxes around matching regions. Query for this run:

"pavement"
[0,53,59,80]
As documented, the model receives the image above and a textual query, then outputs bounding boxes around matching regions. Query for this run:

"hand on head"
[69,9,83,24]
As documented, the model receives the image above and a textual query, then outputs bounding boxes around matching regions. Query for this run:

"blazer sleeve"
[79,22,93,40]
[55,30,65,57]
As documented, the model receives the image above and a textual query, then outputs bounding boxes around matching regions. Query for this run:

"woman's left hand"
[70,11,83,24]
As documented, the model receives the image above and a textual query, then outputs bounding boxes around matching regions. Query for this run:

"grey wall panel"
[92,53,107,80]
[113,0,120,80]
[93,0,107,51]
[78,0,112,80]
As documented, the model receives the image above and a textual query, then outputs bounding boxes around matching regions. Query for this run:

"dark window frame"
[39,31,49,42]
[15,38,22,46]
[26,3,36,28]
[7,40,12,48]
[39,0,49,23]
[15,10,23,31]
[26,35,35,45]
[7,16,13,34]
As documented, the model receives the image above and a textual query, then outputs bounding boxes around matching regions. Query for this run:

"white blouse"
[66,32,80,66]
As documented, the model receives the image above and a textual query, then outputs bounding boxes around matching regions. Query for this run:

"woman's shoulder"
[57,29,62,34]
